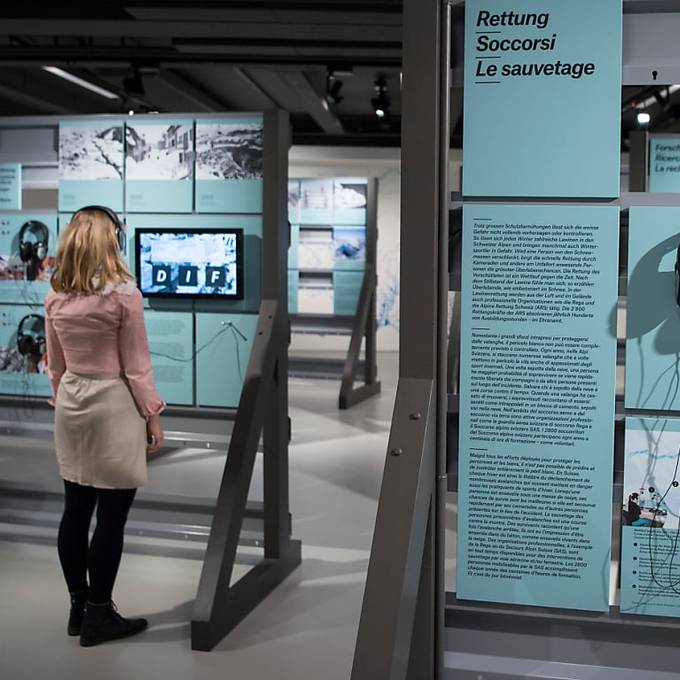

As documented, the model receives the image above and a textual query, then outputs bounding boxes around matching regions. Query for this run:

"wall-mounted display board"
[0,213,57,305]
[125,118,194,213]
[333,226,366,271]
[625,206,680,411]
[58,120,124,212]
[0,164,21,210]
[0,303,50,397]
[462,0,622,198]
[195,312,258,408]
[621,417,680,618]
[649,137,680,193]
[125,212,262,314]
[333,178,368,225]
[144,310,194,406]
[457,204,619,611]
[195,117,263,213]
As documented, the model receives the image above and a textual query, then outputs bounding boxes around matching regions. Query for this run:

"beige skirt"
[54,371,147,489]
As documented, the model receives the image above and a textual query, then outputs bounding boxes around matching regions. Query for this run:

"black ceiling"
[0,1,404,146]
[0,1,678,149]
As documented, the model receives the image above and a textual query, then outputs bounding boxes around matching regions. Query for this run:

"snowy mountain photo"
[59,124,124,180]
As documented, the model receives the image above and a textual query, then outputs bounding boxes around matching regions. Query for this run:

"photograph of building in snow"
[196,122,263,180]
[125,123,194,180]
[59,124,124,180]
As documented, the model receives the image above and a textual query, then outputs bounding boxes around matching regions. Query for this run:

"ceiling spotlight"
[326,73,344,105]
[637,110,651,125]
[371,75,391,119]
[123,67,145,98]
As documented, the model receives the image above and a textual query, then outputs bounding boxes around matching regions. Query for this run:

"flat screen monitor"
[136,227,244,300]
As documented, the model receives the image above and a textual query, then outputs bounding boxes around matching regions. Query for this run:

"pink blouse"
[44,281,165,418]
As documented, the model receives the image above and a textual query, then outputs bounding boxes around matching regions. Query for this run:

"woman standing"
[45,206,165,647]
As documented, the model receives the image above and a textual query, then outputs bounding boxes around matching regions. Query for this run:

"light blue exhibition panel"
[0,164,21,210]
[125,213,262,313]
[333,271,363,316]
[58,119,124,212]
[621,417,680,618]
[143,310,194,406]
[457,204,619,611]
[289,224,300,270]
[124,118,194,213]
[288,179,301,224]
[0,303,51,398]
[626,207,680,411]
[649,138,680,193]
[299,178,334,224]
[0,213,57,305]
[288,270,299,314]
[195,312,258,408]
[462,0,622,198]
[195,117,263,213]
[332,178,368,225]
[333,226,366,271]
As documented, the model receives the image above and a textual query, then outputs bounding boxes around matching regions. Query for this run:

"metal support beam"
[279,71,344,135]
[191,110,301,652]
[352,0,449,677]
[156,70,227,112]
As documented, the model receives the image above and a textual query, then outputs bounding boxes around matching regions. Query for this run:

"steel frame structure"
[352,1,680,678]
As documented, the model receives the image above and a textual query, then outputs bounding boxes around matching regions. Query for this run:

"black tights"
[57,480,136,603]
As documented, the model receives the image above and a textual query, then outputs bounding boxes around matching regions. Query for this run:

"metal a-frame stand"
[191,110,301,652]
[351,0,450,677]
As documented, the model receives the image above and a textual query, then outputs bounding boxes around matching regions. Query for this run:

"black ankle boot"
[68,587,89,636]
[79,601,148,647]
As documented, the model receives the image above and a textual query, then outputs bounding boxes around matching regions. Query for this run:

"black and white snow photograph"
[195,121,263,180]
[125,122,194,180]
[58,124,124,180]
[333,180,367,210]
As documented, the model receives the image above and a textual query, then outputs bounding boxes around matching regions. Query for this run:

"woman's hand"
[146,414,164,454]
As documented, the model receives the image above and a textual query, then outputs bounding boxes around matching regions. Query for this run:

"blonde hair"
[51,209,132,295]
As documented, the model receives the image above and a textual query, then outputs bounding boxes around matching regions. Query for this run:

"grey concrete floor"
[0,353,398,680]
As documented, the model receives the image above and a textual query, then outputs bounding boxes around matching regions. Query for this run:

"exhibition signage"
[457,204,619,611]
[462,0,623,198]
[649,137,680,193]
[58,120,124,212]
[0,164,21,210]
[125,118,194,213]
[621,417,680,618]
[625,207,680,412]
[195,117,263,214]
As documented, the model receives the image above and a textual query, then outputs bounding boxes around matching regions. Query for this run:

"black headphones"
[73,205,126,253]
[17,314,46,358]
[18,220,49,264]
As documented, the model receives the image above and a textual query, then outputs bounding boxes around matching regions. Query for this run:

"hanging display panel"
[0,213,57,305]
[195,117,263,214]
[58,120,124,212]
[333,178,368,225]
[299,178,334,224]
[144,310,194,406]
[625,206,680,412]
[125,118,194,213]
[195,312,258,408]
[0,303,50,397]
[462,0,622,198]
[457,204,619,612]
[649,137,680,193]
[621,417,680,618]
[0,164,21,210]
